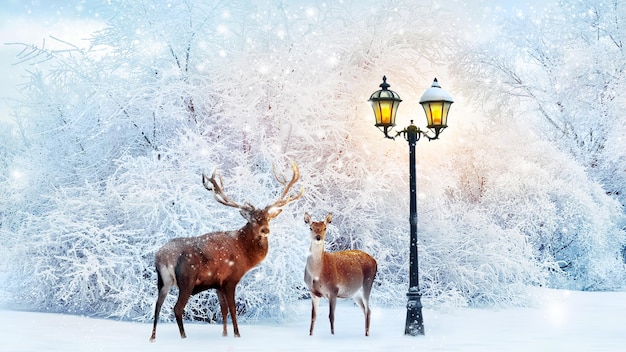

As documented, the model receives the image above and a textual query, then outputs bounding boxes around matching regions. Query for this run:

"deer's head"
[202,161,303,240]
[237,206,282,239]
[304,212,332,243]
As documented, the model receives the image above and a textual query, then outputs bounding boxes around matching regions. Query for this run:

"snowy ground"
[1,288,624,352]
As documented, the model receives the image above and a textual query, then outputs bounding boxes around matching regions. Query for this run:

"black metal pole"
[404,122,425,336]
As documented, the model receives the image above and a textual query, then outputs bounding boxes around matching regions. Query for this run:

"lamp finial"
[379,76,390,90]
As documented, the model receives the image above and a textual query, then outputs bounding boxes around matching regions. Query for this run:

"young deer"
[304,212,378,336]
[149,162,303,342]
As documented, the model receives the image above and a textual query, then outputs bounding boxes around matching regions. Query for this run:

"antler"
[202,169,254,210]
[270,161,304,208]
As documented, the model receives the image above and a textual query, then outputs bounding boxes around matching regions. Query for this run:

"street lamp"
[368,75,454,336]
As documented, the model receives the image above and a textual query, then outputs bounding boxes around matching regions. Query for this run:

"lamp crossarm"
[416,128,441,142]
[380,124,442,142]
[379,125,398,140]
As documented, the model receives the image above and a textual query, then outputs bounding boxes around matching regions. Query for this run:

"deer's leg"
[173,286,193,339]
[223,285,240,338]
[354,295,370,337]
[216,289,229,337]
[309,294,320,336]
[365,303,371,337]
[150,266,173,342]
[362,273,375,337]
[328,294,337,335]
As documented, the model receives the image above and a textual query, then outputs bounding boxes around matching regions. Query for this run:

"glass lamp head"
[369,76,402,129]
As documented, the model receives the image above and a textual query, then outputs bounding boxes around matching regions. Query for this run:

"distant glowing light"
[305,7,317,18]
[217,24,229,35]
[11,169,23,180]
[543,291,571,327]
[545,301,568,327]
[10,168,28,189]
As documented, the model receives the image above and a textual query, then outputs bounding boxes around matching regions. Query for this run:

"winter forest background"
[1,0,625,324]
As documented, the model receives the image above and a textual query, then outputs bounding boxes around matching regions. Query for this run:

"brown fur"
[303,212,378,336]
[150,163,302,341]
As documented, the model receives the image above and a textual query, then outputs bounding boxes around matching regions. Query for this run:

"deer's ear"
[325,213,333,224]
[239,208,254,221]
[304,212,311,224]
[267,207,282,219]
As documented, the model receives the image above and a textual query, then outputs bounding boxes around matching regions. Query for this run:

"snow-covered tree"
[1,0,624,323]
[449,0,626,206]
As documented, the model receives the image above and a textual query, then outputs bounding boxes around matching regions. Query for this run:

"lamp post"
[368,76,454,336]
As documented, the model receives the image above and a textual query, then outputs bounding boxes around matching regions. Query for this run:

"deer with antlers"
[149,162,303,342]
[304,212,378,336]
